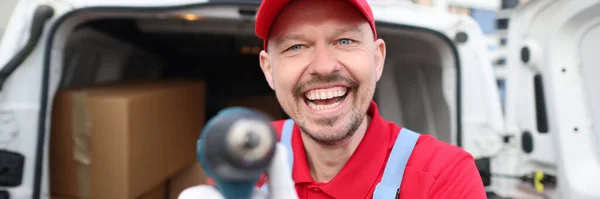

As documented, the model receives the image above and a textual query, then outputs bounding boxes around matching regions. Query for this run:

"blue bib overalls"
[263,119,420,198]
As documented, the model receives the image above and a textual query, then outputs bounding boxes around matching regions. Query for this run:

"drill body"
[197,107,278,199]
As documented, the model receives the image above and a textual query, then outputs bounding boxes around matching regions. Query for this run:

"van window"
[0,0,19,46]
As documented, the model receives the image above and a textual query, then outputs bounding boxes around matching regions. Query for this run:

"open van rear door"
[369,1,506,160]
[0,1,73,198]
[501,0,600,198]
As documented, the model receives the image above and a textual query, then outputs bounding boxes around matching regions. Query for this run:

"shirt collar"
[290,101,395,198]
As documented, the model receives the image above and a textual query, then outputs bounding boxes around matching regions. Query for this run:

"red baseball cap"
[255,0,378,51]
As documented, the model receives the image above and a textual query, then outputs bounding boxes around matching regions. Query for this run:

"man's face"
[259,0,386,145]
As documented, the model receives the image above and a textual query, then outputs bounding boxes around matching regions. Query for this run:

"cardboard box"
[50,80,206,199]
[168,162,206,199]
[139,181,168,199]
[226,95,285,120]
[51,181,167,199]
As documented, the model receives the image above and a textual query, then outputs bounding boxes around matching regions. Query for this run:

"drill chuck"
[197,107,278,198]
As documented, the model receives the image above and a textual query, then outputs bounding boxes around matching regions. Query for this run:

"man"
[180,0,487,198]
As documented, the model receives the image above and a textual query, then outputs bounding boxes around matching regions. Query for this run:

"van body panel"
[0,1,74,198]
[67,0,209,8]
[502,0,600,198]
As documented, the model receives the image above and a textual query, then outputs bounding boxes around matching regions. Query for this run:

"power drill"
[197,107,278,199]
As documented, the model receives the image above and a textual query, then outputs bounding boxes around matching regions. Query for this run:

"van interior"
[46,5,459,198]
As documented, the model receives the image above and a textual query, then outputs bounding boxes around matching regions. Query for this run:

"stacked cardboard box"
[49,80,286,199]
[49,80,206,199]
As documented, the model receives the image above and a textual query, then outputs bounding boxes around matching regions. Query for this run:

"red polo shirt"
[207,101,486,199]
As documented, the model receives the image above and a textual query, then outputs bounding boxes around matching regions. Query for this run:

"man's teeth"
[308,100,343,110]
[305,87,347,100]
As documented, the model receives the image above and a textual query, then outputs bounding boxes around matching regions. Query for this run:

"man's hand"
[177,143,299,199]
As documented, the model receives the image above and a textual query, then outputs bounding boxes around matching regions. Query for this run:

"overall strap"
[372,128,420,199]
[280,119,295,170]
[261,119,295,193]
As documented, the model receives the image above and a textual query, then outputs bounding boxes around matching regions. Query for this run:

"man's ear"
[259,50,276,90]
[374,38,386,82]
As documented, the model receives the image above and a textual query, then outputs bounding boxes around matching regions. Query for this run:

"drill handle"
[262,143,299,199]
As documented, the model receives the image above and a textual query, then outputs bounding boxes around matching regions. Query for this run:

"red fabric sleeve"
[425,150,487,199]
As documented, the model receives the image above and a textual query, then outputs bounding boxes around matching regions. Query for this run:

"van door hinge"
[0,190,9,199]
[0,112,24,187]
[0,150,24,187]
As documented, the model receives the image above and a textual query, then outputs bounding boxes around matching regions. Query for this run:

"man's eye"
[338,39,353,45]
[289,45,303,51]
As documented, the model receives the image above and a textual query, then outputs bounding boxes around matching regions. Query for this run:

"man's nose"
[308,44,340,76]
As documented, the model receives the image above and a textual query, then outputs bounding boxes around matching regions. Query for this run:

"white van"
[491,1,600,199]
[0,0,514,198]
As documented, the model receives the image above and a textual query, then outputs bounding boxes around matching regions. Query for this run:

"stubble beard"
[297,106,364,146]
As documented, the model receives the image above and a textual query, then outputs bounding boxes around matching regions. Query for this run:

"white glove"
[177,143,299,199]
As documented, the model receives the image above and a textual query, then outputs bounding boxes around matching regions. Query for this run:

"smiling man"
[179,0,487,198]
